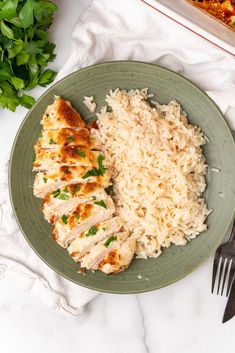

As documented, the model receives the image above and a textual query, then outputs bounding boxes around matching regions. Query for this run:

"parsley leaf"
[85,226,98,237]
[51,189,60,198]
[97,154,106,176]
[10,76,24,90]
[20,93,35,108]
[94,200,107,209]
[82,168,100,179]
[0,20,14,39]
[38,69,56,86]
[61,214,68,225]
[19,0,36,29]
[67,136,74,143]
[0,81,20,111]
[104,235,117,247]
[43,177,47,183]
[0,0,18,21]
[72,184,81,195]
[49,138,55,145]
[75,147,86,158]
[82,154,106,179]
[58,193,69,201]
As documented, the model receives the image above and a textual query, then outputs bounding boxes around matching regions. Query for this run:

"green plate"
[9,61,235,293]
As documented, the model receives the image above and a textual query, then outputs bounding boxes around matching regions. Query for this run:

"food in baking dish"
[186,0,235,29]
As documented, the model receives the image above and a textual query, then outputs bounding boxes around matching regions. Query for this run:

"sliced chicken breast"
[43,183,108,224]
[52,196,115,248]
[68,217,123,261]
[90,128,103,150]
[99,237,136,274]
[33,166,111,198]
[41,96,86,130]
[33,147,103,171]
[80,231,129,270]
[36,128,91,149]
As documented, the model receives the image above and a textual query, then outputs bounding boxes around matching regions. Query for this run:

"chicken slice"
[42,183,108,224]
[36,128,91,149]
[68,217,123,261]
[33,166,111,198]
[89,127,103,150]
[33,147,103,171]
[99,237,136,274]
[41,96,86,130]
[79,231,129,270]
[52,196,115,248]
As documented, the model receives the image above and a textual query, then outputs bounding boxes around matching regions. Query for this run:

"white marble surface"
[0,1,234,352]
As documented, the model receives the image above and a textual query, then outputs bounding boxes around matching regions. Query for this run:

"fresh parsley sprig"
[0,0,57,111]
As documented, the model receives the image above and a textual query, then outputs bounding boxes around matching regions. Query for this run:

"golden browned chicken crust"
[36,128,91,149]
[41,97,86,129]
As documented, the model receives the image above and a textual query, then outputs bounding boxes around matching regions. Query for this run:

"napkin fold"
[1,0,235,317]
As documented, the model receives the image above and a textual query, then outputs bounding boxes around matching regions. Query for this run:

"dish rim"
[8,60,235,294]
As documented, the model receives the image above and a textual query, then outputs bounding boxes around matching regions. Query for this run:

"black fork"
[211,220,235,296]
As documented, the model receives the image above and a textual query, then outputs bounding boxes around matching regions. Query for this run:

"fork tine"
[221,258,229,296]
[217,257,226,295]
[226,260,234,297]
[211,249,221,293]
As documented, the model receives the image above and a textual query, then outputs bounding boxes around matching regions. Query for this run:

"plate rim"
[8,60,235,294]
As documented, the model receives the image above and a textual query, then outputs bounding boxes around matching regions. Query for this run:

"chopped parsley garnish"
[104,235,117,247]
[49,138,55,145]
[82,154,106,179]
[65,167,70,174]
[76,214,80,220]
[67,136,75,143]
[75,148,86,158]
[102,227,107,231]
[61,214,69,225]
[233,22,235,26]
[97,154,107,176]
[94,200,107,209]
[58,193,69,201]
[63,187,68,193]
[85,226,98,237]
[82,168,100,179]
[43,177,47,183]
[72,185,81,195]
[92,196,97,200]
[39,131,43,138]
[52,189,60,198]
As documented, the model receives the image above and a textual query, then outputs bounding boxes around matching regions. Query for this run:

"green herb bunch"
[0,0,57,111]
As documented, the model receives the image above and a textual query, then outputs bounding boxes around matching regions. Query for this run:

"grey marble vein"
[136,295,150,353]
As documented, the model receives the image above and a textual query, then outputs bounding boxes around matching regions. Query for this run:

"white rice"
[83,96,96,113]
[211,167,220,172]
[95,88,209,258]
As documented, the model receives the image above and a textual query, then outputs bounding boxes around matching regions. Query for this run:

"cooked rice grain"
[83,96,96,113]
[96,89,209,258]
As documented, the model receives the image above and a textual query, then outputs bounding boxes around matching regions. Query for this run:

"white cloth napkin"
[1,0,235,317]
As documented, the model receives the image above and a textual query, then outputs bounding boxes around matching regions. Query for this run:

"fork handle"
[227,219,235,244]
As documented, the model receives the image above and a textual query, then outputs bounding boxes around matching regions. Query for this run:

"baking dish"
[142,0,235,56]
